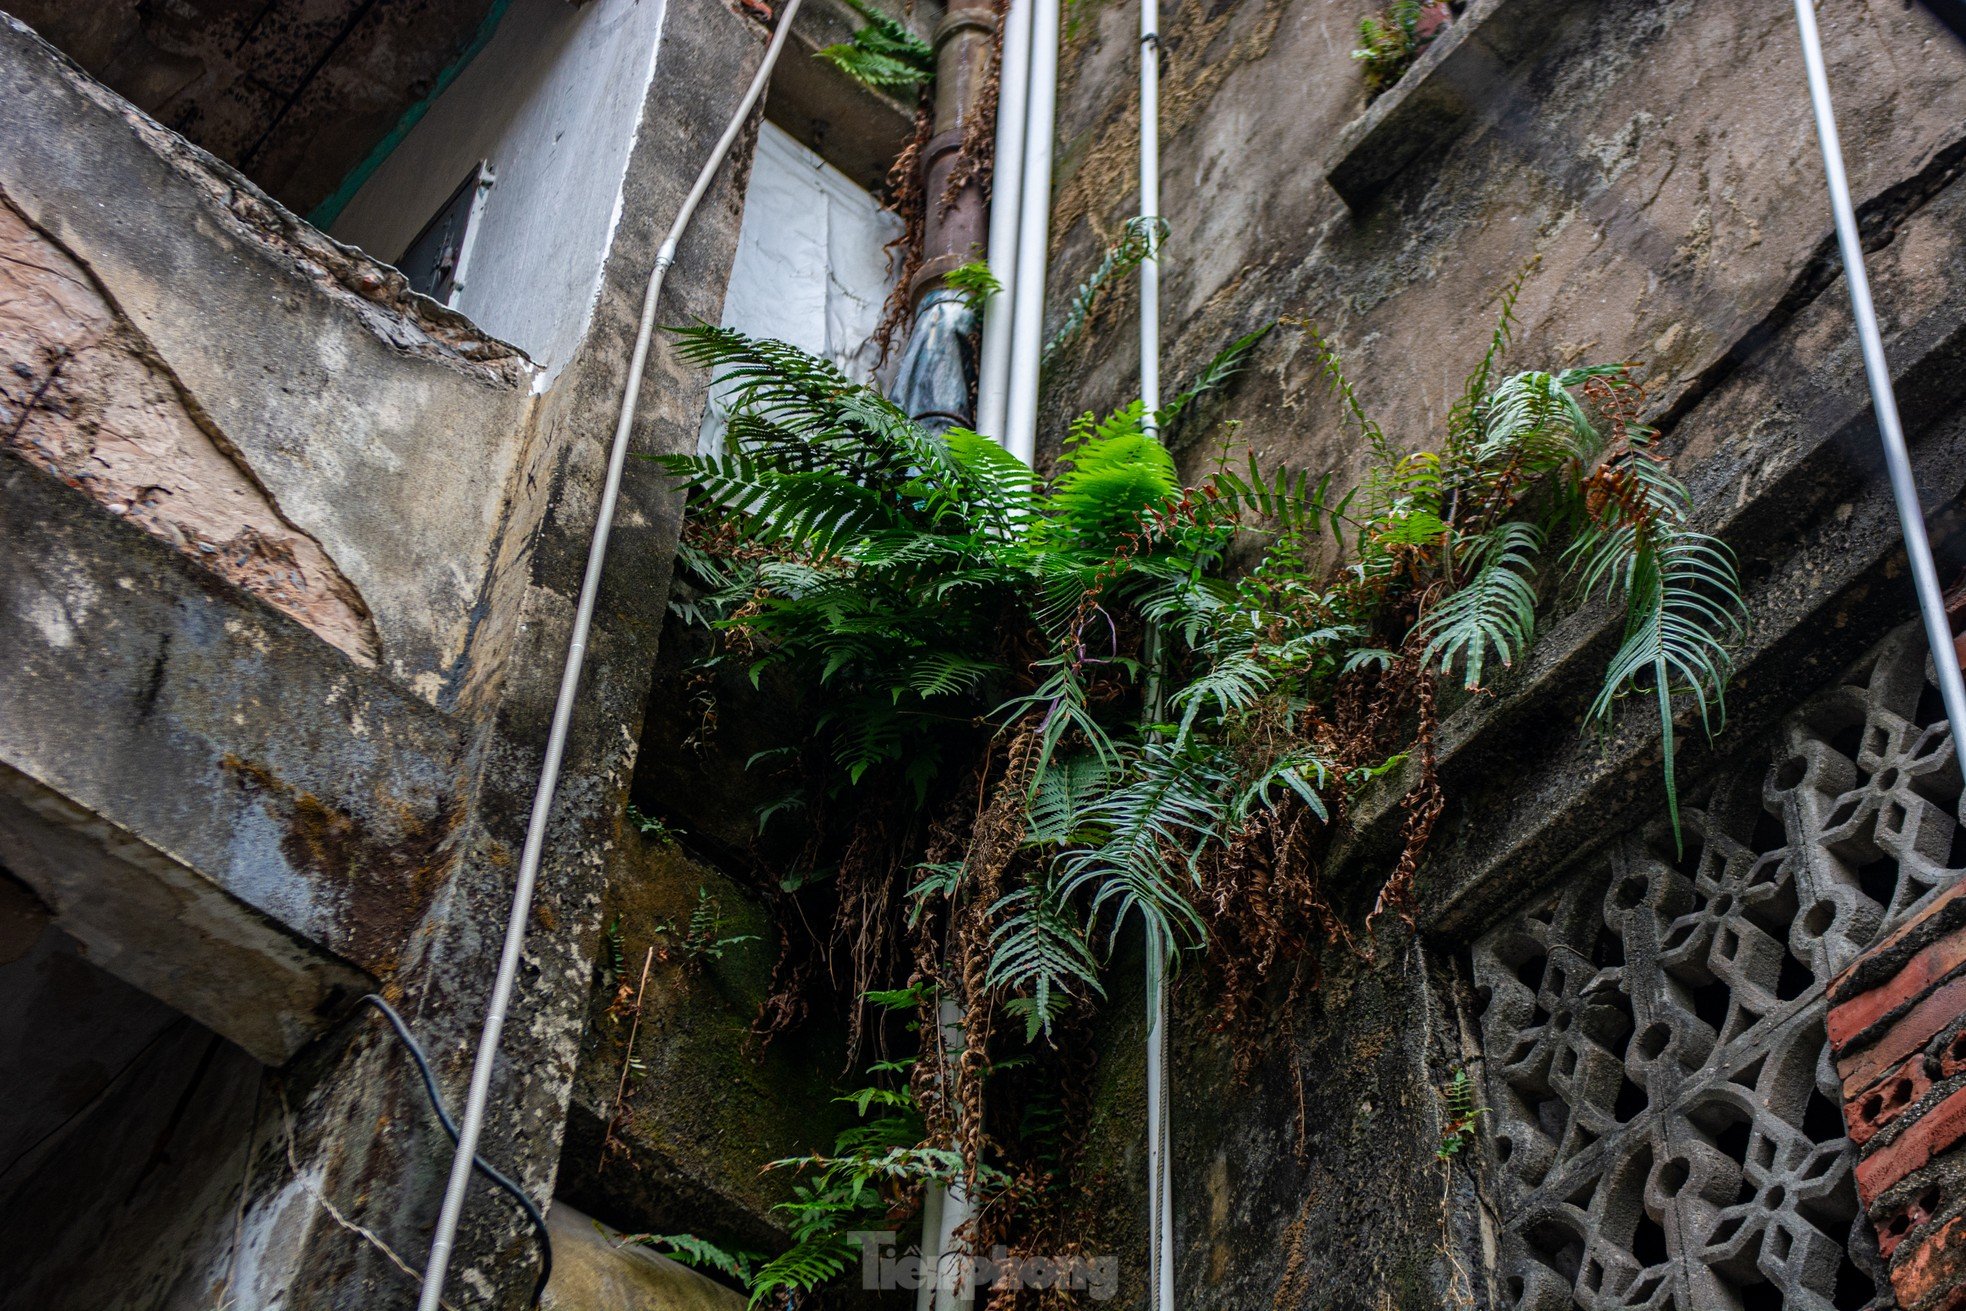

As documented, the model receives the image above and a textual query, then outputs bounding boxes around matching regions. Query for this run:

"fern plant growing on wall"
[651,277,1746,1303]
[1353,0,1454,99]
[815,0,936,94]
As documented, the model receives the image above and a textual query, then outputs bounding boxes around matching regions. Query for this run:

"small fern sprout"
[814,0,935,94]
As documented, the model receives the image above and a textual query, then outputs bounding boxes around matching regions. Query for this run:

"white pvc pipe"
[1790,0,1966,746]
[1001,0,1060,466]
[930,994,975,1311]
[413,5,807,1307]
[1137,0,1160,428]
[974,0,1034,443]
[1144,929,1173,1311]
[913,1185,945,1311]
[1139,3,1172,1308]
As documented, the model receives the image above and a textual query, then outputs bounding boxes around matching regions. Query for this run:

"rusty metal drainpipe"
[888,6,999,1308]
[887,0,996,433]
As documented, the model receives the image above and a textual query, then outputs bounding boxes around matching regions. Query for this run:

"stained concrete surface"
[0,13,540,704]
[1022,0,1966,1305]
[543,1202,747,1311]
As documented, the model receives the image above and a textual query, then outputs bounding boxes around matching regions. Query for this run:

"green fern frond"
[1046,406,1180,544]
[1421,521,1544,690]
[1053,737,1230,951]
[986,882,1105,1039]
[814,0,934,93]
[944,258,1003,312]
[1231,749,1332,821]
[1584,529,1748,843]
[1158,323,1275,434]
[1044,216,1169,365]
[1449,259,1535,447]
[1025,754,1110,846]
[747,1232,860,1308]
[629,1232,760,1281]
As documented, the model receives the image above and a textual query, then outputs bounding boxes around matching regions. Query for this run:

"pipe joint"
[934,9,998,44]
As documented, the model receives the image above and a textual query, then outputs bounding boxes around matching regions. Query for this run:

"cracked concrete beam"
[0,452,469,1063]
[0,14,542,704]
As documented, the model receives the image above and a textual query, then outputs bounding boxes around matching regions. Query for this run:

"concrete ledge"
[1324,0,1580,210]
[768,0,937,193]
[0,454,470,1062]
[1330,158,1966,937]
[0,768,367,1064]
[544,1202,746,1311]
[0,13,540,698]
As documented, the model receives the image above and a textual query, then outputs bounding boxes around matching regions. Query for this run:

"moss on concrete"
[558,826,855,1252]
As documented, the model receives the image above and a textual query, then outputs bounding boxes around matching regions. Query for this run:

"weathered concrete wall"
[1043,0,1966,493]
[1029,2,1966,1308]
[0,195,376,660]
[330,0,670,381]
[207,0,779,1303]
[0,0,770,1303]
[0,13,541,705]
[556,833,851,1252]
[0,0,502,215]
[764,0,938,194]
[0,453,462,1063]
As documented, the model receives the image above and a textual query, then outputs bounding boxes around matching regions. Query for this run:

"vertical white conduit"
[1137,0,1160,428]
[975,0,1035,443]
[1140,2,1163,1305]
[930,994,976,1311]
[1137,0,1173,1306]
[1001,0,1061,465]
[1789,0,1966,741]
[1144,932,1174,1311]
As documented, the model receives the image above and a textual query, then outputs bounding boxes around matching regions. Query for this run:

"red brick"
[1876,1182,1945,1260]
[1850,1056,1935,1147]
[1831,926,1966,1052]
[1858,1086,1966,1204]
[1833,880,1966,1012]
[1941,1029,1966,1080]
[1840,975,1966,1093]
[1892,1211,1966,1310]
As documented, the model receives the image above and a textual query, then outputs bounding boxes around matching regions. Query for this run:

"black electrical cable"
[359,995,554,1307]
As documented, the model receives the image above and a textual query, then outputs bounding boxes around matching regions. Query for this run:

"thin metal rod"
[1790,0,1966,745]
[1002,0,1060,466]
[975,0,1034,443]
[414,4,806,1306]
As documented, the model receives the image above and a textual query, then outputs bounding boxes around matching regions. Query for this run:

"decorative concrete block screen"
[1472,618,1965,1310]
